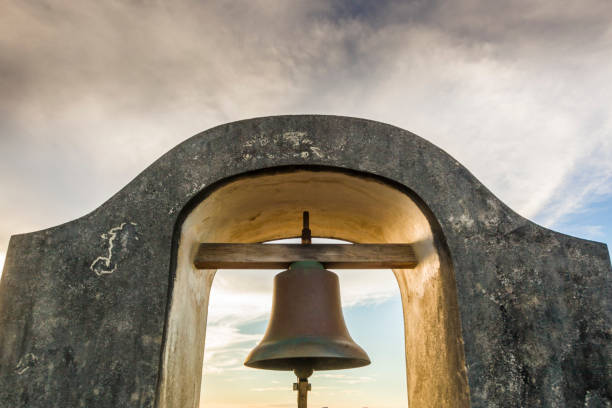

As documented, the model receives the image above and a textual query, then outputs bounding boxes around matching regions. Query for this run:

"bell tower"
[0,116,609,408]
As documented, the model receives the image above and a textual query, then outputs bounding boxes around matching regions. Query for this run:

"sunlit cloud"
[202,325,263,375]
[567,225,606,239]
[250,387,296,392]
[317,374,376,384]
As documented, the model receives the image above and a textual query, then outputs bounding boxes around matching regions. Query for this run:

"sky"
[201,239,407,408]
[1,0,611,406]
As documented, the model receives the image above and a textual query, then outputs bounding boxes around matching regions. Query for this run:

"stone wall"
[0,115,609,407]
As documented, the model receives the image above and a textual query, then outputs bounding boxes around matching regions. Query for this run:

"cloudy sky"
[1,0,611,406]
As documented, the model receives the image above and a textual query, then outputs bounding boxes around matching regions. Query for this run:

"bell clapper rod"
[293,368,313,408]
[294,208,314,408]
[293,378,311,408]
[301,211,311,245]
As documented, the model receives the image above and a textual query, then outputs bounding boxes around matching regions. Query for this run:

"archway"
[1,115,606,407]
[201,236,408,408]
[157,166,470,408]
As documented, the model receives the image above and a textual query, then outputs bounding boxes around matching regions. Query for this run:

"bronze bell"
[245,213,370,407]
[244,260,370,375]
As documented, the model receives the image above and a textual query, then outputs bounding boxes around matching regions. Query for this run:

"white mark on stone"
[458,213,474,228]
[244,134,271,149]
[242,131,326,161]
[90,222,137,276]
[281,131,327,160]
[190,182,207,194]
[282,131,309,148]
[476,283,501,306]
[130,391,140,402]
[15,353,38,375]
[448,213,475,231]
[309,146,324,159]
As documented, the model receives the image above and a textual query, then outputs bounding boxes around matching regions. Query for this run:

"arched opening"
[157,167,470,408]
[200,237,408,408]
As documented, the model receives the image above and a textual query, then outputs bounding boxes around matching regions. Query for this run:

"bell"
[244,260,370,375]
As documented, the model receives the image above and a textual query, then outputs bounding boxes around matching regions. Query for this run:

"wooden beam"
[193,243,417,269]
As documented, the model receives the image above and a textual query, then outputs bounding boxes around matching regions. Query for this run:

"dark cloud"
[322,0,439,25]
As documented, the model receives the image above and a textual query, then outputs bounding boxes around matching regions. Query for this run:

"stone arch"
[0,116,609,408]
[157,166,470,408]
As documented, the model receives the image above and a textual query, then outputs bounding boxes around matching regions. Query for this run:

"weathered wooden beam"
[193,243,418,269]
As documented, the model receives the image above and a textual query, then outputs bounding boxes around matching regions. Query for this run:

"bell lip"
[244,356,371,371]
[244,336,371,371]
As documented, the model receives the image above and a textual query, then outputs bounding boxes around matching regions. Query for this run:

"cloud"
[1,0,610,260]
[250,387,293,392]
[317,373,375,384]
[565,225,606,240]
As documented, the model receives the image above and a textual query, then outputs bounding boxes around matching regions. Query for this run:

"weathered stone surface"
[0,115,610,407]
